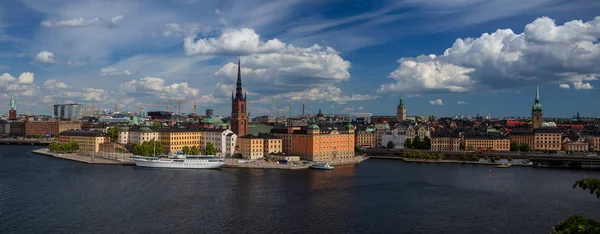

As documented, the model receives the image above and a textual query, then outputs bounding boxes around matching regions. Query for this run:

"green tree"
[205,142,217,155]
[508,156,513,162]
[467,145,475,151]
[152,121,162,129]
[190,146,200,155]
[106,126,119,141]
[182,146,191,155]
[422,136,431,150]
[510,142,519,151]
[413,136,422,149]
[387,141,395,149]
[494,156,501,161]
[404,138,412,149]
[471,154,478,161]
[132,139,164,156]
[116,148,128,153]
[69,141,80,152]
[483,155,489,161]
[520,143,531,152]
[460,153,467,161]
[48,142,59,152]
[552,178,600,233]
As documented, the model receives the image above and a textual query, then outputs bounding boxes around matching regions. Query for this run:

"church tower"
[231,58,248,137]
[8,93,16,120]
[397,97,406,121]
[531,83,543,129]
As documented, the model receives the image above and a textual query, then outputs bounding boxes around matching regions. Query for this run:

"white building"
[349,113,372,123]
[118,126,159,144]
[381,128,407,149]
[201,129,237,157]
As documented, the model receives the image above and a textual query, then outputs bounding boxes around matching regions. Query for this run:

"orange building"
[509,129,534,148]
[270,126,300,154]
[237,135,264,160]
[291,123,355,162]
[262,135,282,155]
[464,136,510,151]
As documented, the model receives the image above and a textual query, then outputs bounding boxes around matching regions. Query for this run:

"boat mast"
[153,137,156,157]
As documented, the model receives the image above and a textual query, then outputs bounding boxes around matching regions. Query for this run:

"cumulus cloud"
[43,79,71,90]
[184,28,286,55]
[378,16,600,94]
[559,84,570,89]
[34,51,56,64]
[255,85,377,103]
[429,99,443,105]
[17,72,34,84]
[573,81,593,90]
[41,15,124,28]
[119,77,200,99]
[100,66,133,76]
[457,101,468,104]
[59,88,110,102]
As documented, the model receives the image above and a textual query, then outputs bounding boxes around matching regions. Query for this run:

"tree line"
[48,141,80,153]
[132,139,164,157]
[510,142,531,152]
[404,136,431,150]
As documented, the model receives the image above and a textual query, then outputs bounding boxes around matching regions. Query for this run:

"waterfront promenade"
[32,149,128,165]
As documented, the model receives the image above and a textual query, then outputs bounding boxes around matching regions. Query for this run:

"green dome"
[201,117,224,124]
[139,126,152,132]
[162,122,168,127]
[308,123,320,130]
[346,123,354,130]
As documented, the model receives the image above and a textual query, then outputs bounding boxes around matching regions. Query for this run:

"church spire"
[235,57,244,100]
[535,83,540,102]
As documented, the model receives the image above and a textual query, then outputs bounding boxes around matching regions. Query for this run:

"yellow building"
[291,123,355,162]
[59,130,109,152]
[584,135,600,152]
[237,135,264,160]
[562,135,588,152]
[534,128,562,151]
[157,128,203,154]
[431,131,461,151]
[464,136,510,151]
[262,135,282,155]
[509,129,535,148]
[355,131,377,148]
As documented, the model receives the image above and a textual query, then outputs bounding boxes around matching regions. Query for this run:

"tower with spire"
[397,97,406,121]
[231,58,248,137]
[9,93,17,120]
[531,83,543,129]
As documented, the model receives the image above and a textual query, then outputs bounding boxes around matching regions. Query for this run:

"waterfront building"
[53,103,96,120]
[201,129,237,157]
[9,94,16,120]
[291,122,355,162]
[380,128,407,149]
[584,134,600,152]
[60,130,109,152]
[157,128,203,154]
[561,135,588,152]
[397,97,406,121]
[118,126,159,145]
[534,128,562,151]
[270,126,301,155]
[231,59,248,137]
[509,129,535,147]
[406,125,430,140]
[531,84,543,129]
[431,131,461,151]
[8,122,25,137]
[24,121,58,137]
[464,136,510,151]
[262,134,283,155]
[355,129,377,148]
[237,135,264,160]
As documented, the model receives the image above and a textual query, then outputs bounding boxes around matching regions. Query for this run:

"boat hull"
[309,165,334,170]
[132,158,225,169]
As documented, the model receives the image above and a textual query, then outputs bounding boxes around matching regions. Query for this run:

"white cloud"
[379,16,600,94]
[163,23,209,38]
[100,66,133,76]
[184,28,286,56]
[34,51,56,64]
[256,85,377,103]
[59,88,110,102]
[573,81,593,90]
[0,73,16,84]
[559,84,570,89]
[119,77,200,99]
[457,101,468,104]
[41,15,124,28]
[17,72,34,84]
[429,99,443,105]
[43,79,71,90]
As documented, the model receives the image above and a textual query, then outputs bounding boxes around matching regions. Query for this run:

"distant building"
[118,126,159,145]
[157,128,203,154]
[534,128,562,151]
[406,125,430,140]
[53,103,96,120]
[509,129,534,147]
[464,135,510,151]
[584,134,600,152]
[431,131,461,151]
[349,113,372,123]
[206,109,214,118]
[355,129,377,148]
[562,135,588,152]
[381,128,407,149]
[262,134,283,155]
[147,111,173,121]
[9,94,16,120]
[397,97,406,121]
[60,130,109,152]
[270,126,301,155]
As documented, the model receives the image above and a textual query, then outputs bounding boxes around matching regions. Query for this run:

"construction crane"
[145,103,171,112]
[168,97,181,115]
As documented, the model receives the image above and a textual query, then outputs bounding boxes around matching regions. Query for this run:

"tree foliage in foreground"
[132,139,164,157]
[205,142,217,155]
[48,141,80,153]
[552,178,600,233]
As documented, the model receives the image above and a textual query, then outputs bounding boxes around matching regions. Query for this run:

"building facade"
[25,121,58,136]
[349,113,372,123]
[562,135,588,152]
[380,128,407,149]
[532,84,543,129]
[534,128,562,151]
[355,131,377,148]
[464,136,510,151]
[157,128,203,154]
[60,130,109,152]
[201,129,237,157]
[509,129,535,147]
[270,126,301,155]
[237,136,264,160]
[231,59,248,137]
[397,97,406,121]
[431,132,461,151]
[262,135,283,155]
[584,135,600,152]
[291,123,355,162]
[53,103,96,120]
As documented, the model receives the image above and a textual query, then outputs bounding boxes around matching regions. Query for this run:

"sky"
[1,0,599,118]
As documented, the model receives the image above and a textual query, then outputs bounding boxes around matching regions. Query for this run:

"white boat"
[310,162,334,170]
[131,155,226,169]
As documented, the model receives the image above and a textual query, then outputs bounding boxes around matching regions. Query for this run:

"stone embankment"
[32,149,129,165]
[369,156,546,167]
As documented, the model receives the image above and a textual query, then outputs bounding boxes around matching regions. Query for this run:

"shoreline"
[369,156,547,168]
[32,149,124,165]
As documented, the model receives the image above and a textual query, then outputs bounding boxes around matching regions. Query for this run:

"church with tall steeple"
[397,97,406,121]
[531,83,543,129]
[231,58,248,137]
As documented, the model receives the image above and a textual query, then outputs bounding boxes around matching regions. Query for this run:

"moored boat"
[310,162,334,170]
[131,155,226,169]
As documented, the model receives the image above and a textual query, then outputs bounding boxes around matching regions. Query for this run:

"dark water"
[1,146,599,234]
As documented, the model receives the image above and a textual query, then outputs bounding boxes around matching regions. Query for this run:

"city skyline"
[1,0,600,117]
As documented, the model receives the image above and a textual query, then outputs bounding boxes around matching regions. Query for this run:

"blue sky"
[1,0,599,118]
